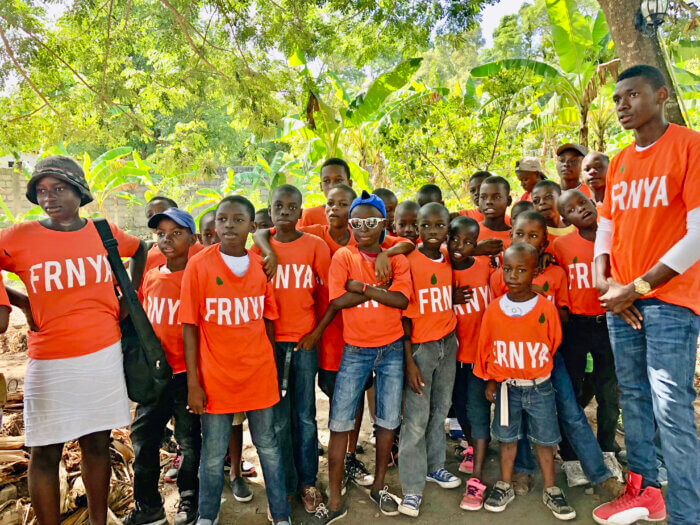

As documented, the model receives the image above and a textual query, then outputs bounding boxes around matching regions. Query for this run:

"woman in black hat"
[0,155,147,524]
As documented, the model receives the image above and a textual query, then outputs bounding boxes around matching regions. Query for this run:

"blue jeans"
[453,362,491,441]
[607,298,700,525]
[514,352,610,485]
[272,342,319,494]
[199,408,290,520]
[329,339,404,432]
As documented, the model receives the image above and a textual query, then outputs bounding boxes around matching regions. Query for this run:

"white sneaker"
[561,461,589,487]
[602,452,624,483]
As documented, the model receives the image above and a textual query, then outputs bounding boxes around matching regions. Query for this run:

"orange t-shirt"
[179,246,280,414]
[459,208,484,222]
[0,280,9,308]
[519,191,532,202]
[490,263,570,310]
[299,225,355,255]
[404,250,457,344]
[328,246,411,348]
[452,257,493,363]
[250,233,331,342]
[601,124,700,314]
[552,232,603,316]
[474,295,562,382]
[477,223,511,246]
[0,221,140,360]
[141,267,187,373]
[299,205,328,227]
[143,242,203,279]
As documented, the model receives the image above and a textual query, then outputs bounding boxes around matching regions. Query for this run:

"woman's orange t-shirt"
[328,246,411,348]
[179,246,280,414]
[474,295,562,382]
[601,124,700,314]
[452,257,493,363]
[141,267,187,373]
[0,220,140,360]
[552,232,604,316]
[250,233,331,342]
[404,250,456,344]
[299,205,328,227]
[489,263,570,310]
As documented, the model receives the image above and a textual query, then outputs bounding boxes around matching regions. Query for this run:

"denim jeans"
[329,339,404,432]
[199,408,290,520]
[560,314,620,455]
[399,332,457,495]
[452,362,491,441]
[272,342,319,494]
[607,298,700,525]
[514,352,610,485]
[131,372,201,508]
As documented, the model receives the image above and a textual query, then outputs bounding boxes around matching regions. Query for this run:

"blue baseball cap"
[349,190,387,243]
[147,207,197,234]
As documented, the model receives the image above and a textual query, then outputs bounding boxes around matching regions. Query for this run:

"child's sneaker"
[229,476,253,502]
[459,446,474,474]
[562,460,589,487]
[543,486,576,521]
[602,452,624,483]
[164,447,182,483]
[592,471,666,525]
[426,468,461,489]
[174,493,198,525]
[241,459,257,477]
[311,503,347,524]
[511,471,531,495]
[369,486,400,516]
[460,478,487,511]
[484,481,515,513]
[122,502,168,525]
[344,453,374,486]
[398,494,422,517]
[301,486,323,514]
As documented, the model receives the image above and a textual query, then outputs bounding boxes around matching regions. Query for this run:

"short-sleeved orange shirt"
[328,246,411,348]
[250,233,331,342]
[477,224,511,247]
[452,257,493,363]
[299,225,356,255]
[474,295,562,382]
[552,232,603,316]
[404,250,456,343]
[459,208,484,222]
[0,220,140,360]
[600,124,700,313]
[179,246,280,414]
[143,242,203,280]
[141,267,187,373]
[299,205,328,227]
[490,263,570,310]
[0,280,9,308]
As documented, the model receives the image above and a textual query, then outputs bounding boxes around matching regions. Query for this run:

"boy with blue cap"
[312,191,412,524]
[126,208,201,525]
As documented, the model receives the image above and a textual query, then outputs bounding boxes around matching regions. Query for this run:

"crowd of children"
[0,64,698,525]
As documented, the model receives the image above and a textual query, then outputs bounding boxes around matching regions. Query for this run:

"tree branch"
[100,0,114,109]
[0,24,65,122]
[8,102,48,123]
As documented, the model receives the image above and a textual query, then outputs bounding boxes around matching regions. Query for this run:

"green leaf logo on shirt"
[430,273,437,285]
[539,313,546,324]
[573,256,578,264]
[216,276,224,286]
[542,281,549,292]
[619,164,625,173]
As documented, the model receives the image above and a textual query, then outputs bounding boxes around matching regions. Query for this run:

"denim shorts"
[492,379,560,446]
[318,369,373,400]
[329,339,404,432]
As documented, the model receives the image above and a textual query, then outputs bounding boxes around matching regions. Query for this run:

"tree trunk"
[597,0,687,126]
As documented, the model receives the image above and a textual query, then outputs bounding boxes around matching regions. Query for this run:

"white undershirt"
[499,295,538,318]
[219,252,250,277]
[159,265,171,274]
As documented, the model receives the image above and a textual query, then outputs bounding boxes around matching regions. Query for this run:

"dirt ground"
[2,306,699,525]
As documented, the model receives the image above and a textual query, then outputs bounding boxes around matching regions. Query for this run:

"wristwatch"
[633,277,652,296]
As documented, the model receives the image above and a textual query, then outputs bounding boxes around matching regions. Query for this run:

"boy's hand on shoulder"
[539,252,556,268]
[187,384,207,415]
[485,380,498,404]
[262,252,278,281]
[531,283,546,296]
[346,279,365,294]
[475,239,503,256]
[453,285,473,305]
[374,251,393,284]
[406,359,425,395]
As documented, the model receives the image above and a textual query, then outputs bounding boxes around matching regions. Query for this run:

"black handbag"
[93,218,172,405]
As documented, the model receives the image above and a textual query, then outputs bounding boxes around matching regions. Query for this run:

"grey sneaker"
[230,476,253,502]
[122,503,167,525]
[369,486,399,516]
[174,493,198,525]
[484,481,515,513]
[543,486,576,521]
[311,503,347,524]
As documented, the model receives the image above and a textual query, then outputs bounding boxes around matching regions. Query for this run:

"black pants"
[131,372,202,508]
[559,314,620,460]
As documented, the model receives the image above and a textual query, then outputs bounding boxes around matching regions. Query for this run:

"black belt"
[569,313,606,324]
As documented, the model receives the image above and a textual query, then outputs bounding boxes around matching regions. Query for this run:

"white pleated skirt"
[23,341,131,447]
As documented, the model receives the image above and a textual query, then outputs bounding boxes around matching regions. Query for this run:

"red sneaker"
[592,471,666,524]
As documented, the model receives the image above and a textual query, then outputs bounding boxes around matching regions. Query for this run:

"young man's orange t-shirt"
[328,245,411,348]
[250,233,331,342]
[477,224,511,247]
[403,250,457,344]
[141,267,188,373]
[0,221,140,360]
[474,295,562,382]
[299,205,328,227]
[452,257,493,363]
[179,246,280,414]
[489,263,570,310]
[552,232,604,316]
[600,123,700,314]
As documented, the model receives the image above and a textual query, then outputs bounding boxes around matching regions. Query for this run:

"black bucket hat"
[26,155,94,206]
